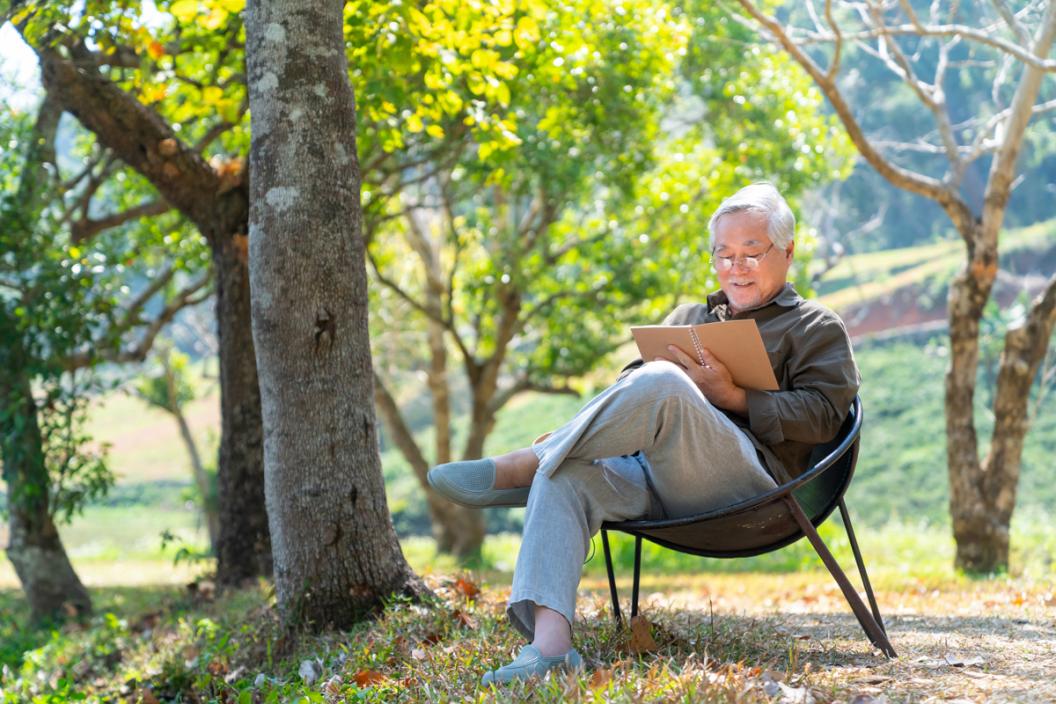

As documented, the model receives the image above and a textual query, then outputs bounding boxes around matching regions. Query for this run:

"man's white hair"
[708,182,796,250]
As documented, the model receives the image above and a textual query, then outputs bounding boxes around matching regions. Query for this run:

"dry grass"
[3,568,1052,703]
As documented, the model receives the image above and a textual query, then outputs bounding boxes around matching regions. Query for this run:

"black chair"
[599,396,896,657]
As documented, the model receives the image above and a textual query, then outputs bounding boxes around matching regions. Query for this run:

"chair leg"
[838,499,886,633]
[783,496,898,658]
[631,535,642,618]
[601,529,623,627]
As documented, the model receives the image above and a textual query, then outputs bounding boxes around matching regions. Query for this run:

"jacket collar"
[707,283,804,319]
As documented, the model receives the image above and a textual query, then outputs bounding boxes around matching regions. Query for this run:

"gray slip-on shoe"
[481,644,583,685]
[426,458,530,508]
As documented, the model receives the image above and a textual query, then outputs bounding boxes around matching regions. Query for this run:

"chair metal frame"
[599,397,897,657]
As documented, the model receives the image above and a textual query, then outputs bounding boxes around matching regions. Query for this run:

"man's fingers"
[666,345,696,367]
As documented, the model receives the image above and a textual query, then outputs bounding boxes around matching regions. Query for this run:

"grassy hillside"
[815,219,1056,312]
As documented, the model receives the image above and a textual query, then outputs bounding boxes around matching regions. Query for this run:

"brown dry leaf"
[589,667,613,689]
[452,609,477,630]
[351,670,386,687]
[206,659,228,676]
[138,689,161,704]
[454,577,480,599]
[628,615,658,654]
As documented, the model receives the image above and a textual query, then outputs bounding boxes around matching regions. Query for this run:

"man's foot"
[481,644,583,685]
[426,459,530,508]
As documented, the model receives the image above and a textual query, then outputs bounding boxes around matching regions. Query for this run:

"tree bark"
[34,42,273,584]
[213,234,272,583]
[246,0,425,628]
[0,339,91,620]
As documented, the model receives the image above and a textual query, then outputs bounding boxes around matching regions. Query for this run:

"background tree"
[134,343,219,551]
[245,0,425,628]
[351,0,853,558]
[736,0,1056,572]
[0,90,209,619]
[11,0,273,584]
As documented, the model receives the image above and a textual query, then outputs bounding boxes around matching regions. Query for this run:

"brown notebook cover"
[630,319,779,391]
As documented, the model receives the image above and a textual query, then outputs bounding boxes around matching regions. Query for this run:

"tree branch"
[71,199,172,243]
[65,270,212,370]
[486,375,579,417]
[736,0,978,239]
[980,0,1056,243]
[796,22,1056,71]
[32,39,234,239]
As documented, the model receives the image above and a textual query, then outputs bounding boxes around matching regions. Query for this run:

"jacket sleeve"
[744,314,860,445]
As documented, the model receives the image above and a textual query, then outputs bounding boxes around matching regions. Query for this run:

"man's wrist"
[717,386,749,415]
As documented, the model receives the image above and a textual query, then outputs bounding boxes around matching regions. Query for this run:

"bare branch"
[121,265,177,326]
[735,0,976,237]
[796,24,1056,71]
[980,1,1056,241]
[825,0,844,80]
[71,199,172,243]
[65,271,212,370]
[865,1,964,174]
[486,375,579,416]
[989,0,1030,45]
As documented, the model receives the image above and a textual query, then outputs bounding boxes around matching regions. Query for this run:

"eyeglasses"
[711,244,775,271]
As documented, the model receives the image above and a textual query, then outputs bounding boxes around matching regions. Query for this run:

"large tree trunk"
[246,0,425,628]
[0,352,91,620]
[213,235,272,583]
[34,44,274,584]
[945,234,999,571]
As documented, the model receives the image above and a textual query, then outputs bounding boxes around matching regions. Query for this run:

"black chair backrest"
[603,397,863,558]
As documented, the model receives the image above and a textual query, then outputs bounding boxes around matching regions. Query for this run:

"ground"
[3,557,1053,703]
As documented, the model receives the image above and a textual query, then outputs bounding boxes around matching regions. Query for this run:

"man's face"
[712,210,794,314]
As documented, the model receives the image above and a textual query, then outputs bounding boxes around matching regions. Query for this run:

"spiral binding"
[688,328,706,366]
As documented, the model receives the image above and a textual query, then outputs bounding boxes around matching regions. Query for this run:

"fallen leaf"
[351,669,385,687]
[628,615,658,654]
[451,609,477,629]
[589,667,613,689]
[138,689,161,704]
[454,577,480,599]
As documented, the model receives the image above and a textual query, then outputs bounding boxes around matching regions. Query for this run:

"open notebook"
[630,319,779,391]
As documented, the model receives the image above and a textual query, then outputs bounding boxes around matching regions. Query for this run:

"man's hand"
[656,345,749,415]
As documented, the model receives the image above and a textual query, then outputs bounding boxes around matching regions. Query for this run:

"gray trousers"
[507,361,777,640]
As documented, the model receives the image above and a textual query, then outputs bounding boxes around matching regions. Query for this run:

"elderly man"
[428,183,860,684]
